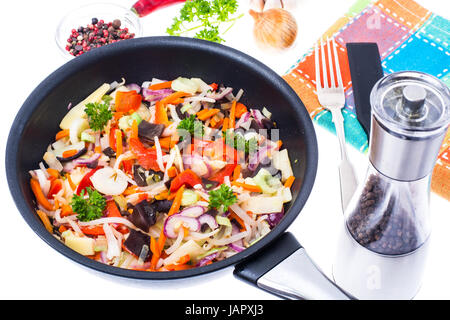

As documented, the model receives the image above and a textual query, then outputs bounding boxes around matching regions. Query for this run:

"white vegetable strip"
[35,169,50,196]
[39,162,49,178]
[208,230,250,246]
[186,228,221,241]
[165,230,184,255]
[168,104,181,123]
[67,219,84,236]
[163,148,176,182]
[153,136,165,172]
[230,204,256,226]
[78,217,142,231]
[113,151,134,170]
[103,223,121,260]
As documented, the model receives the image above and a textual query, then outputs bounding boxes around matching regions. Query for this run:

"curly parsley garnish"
[208,184,237,212]
[167,0,243,43]
[84,100,113,131]
[177,114,204,140]
[70,187,106,222]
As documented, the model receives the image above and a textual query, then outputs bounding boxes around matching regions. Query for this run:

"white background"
[0,0,449,300]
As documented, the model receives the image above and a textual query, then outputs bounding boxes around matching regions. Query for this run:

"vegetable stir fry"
[29,77,295,271]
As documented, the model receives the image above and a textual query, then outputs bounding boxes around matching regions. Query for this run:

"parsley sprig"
[70,187,106,222]
[177,114,204,140]
[208,184,237,212]
[167,0,243,43]
[84,100,113,131]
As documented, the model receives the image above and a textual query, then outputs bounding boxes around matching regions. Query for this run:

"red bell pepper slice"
[115,90,142,113]
[169,169,202,192]
[47,179,62,199]
[76,167,103,195]
[129,137,161,171]
[208,164,237,184]
[106,200,122,218]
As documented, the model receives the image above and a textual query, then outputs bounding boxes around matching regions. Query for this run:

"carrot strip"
[235,103,248,118]
[197,108,220,121]
[154,101,170,126]
[67,174,76,191]
[149,81,173,90]
[131,119,139,139]
[55,129,70,140]
[168,185,185,216]
[276,140,283,149]
[160,91,190,105]
[115,129,123,158]
[36,210,53,233]
[46,168,60,179]
[284,176,295,188]
[177,254,190,265]
[62,149,78,158]
[231,181,262,193]
[229,100,237,129]
[222,118,229,132]
[151,185,185,270]
[159,136,178,150]
[30,179,54,211]
[232,164,241,181]
[167,166,178,178]
[229,211,246,232]
[60,204,74,217]
[155,190,169,200]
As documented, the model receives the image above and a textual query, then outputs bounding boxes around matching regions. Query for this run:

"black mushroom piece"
[127,199,157,232]
[133,165,147,187]
[123,229,152,261]
[175,103,188,120]
[57,147,87,162]
[138,120,165,143]
[201,178,220,190]
[151,199,173,213]
[102,147,116,158]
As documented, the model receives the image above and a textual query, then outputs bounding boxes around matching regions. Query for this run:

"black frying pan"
[6,37,349,298]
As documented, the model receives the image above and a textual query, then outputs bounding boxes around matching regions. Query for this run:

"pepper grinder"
[333,71,450,299]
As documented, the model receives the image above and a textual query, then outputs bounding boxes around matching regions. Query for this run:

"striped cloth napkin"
[283,0,450,200]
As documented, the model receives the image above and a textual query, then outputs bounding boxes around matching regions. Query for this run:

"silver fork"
[315,37,358,212]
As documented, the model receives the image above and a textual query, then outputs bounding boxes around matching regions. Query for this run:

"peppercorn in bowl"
[55,3,143,59]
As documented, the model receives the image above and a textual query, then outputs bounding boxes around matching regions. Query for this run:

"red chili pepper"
[208,164,237,184]
[131,0,187,18]
[76,167,103,195]
[169,169,202,192]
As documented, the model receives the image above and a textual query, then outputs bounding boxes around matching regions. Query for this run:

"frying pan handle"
[233,232,354,300]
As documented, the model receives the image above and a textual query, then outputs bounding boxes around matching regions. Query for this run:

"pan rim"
[5,36,318,280]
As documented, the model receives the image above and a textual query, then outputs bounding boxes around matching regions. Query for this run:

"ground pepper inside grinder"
[333,71,450,300]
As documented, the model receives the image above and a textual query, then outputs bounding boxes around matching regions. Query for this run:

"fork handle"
[330,108,348,161]
[330,108,358,212]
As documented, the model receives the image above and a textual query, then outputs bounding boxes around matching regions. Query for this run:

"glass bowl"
[55,2,143,60]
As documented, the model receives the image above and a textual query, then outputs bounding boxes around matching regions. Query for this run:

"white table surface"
[0,0,449,300]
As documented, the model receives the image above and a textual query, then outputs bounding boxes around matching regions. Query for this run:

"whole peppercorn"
[65,17,135,57]
[112,19,121,29]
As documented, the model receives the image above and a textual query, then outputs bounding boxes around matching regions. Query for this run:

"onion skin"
[249,8,298,50]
